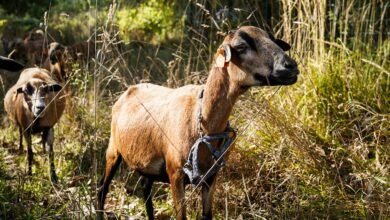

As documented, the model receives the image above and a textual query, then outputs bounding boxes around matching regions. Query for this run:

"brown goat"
[4,67,65,183]
[7,29,49,66]
[97,26,299,219]
[42,40,95,83]
[66,40,95,62]
[44,42,68,83]
[24,29,49,66]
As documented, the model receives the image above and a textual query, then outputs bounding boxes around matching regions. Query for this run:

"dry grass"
[0,0,389,219]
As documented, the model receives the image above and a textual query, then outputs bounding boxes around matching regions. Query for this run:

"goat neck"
[201,66,244,134]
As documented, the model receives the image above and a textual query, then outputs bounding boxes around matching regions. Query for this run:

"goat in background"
[5,29,49,67]
[3,46,66,183]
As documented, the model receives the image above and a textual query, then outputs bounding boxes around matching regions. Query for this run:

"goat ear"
[216,44,231,68]
[13,87,24,101]
[275,39,291,51]
[48,84,62,92]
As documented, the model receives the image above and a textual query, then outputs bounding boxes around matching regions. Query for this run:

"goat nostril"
[284,61,297,70]
[36,106,45,111]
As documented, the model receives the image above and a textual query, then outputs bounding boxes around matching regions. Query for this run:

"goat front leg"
[141,176,155,219]
[24,132,33,175]
[201,175,217,220]
[43,128,58,183]
[167,163,186,220]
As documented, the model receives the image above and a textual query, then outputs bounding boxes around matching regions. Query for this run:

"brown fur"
[4,68,65,127]
[41,40,95,83]
[7,29,49,66]
[44,42,68,83]
[5,29,94,79]
[66,40,95,61]
[24,29,49,66]
[4,67,65,183]
[97,26,299,219]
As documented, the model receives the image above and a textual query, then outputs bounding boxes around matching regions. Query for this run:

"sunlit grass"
[0,0,389,219]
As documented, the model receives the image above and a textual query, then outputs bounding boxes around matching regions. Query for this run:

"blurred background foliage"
[0,0,389,219]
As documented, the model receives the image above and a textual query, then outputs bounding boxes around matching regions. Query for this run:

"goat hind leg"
[97,145,122,220]
[18,127,23,154]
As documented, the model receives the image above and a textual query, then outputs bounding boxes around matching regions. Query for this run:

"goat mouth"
[33,110,46,118]
[254,72,298,86]
[280,75,298,85]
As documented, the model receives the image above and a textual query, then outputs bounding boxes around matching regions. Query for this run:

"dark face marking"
[25,83,34,95]
[238,31,257,52]
[43,84,63,93]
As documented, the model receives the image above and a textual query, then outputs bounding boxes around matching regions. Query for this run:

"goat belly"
[136,159,169,183]
[28,125,51,134]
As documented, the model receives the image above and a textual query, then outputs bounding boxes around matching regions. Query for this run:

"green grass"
[0,0,389,219]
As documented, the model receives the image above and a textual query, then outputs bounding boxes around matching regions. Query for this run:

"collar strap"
[197,89,204,136]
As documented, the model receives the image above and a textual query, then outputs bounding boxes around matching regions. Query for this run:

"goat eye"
[25,84,34,95]
[234,44,248,53]
[41,86,48,93]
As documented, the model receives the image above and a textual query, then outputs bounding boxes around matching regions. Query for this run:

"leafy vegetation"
[117,0,179,43]
[0,0,389,219]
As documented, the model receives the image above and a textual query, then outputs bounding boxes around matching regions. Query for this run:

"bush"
[117,0,179,43]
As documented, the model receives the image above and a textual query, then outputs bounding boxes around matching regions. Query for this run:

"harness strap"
[183,127,236,185]
[183,89,237,185]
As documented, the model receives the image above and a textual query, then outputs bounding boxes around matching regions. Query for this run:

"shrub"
[117,0,179,43]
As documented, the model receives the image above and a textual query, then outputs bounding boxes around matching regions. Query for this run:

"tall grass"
[0,0,388,219]
[223,0,390,218]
